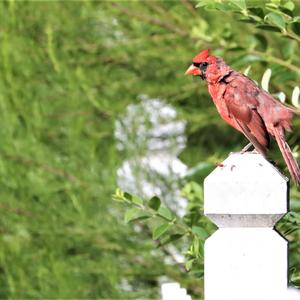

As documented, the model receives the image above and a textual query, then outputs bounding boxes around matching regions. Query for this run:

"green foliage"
[153,223,172,240]
[149,196,161,211]
[198,0,300,42]
[112,0,300,296]
[113,182,216,284]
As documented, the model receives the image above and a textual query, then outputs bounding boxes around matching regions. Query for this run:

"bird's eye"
[200,62,208,68]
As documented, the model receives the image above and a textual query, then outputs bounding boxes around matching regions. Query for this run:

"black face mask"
[193,62,208,80]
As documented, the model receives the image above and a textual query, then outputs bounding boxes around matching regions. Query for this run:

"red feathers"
[192,49,211,63]
[186,49,300,185]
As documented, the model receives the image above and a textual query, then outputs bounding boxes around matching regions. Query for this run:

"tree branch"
[181,0,198,17]
[250,50,300,75]
[111,2,188,37]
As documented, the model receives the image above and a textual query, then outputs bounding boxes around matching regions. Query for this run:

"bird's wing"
[223,74,270,156]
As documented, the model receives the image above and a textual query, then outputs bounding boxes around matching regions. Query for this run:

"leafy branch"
[197,0,300,43]
[249,49,300,75]
[113,182,213,272]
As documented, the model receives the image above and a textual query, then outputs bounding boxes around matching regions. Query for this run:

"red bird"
[185,49,300,185]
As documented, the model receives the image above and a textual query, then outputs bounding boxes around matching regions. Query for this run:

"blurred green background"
[0,0,300,299]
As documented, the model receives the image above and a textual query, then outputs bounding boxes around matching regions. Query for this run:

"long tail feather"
[273,126,300,185]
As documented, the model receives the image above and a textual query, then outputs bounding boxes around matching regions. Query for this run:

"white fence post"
[204,153,288,300]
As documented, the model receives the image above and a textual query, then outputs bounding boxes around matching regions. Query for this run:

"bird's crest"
[193,49,211,63]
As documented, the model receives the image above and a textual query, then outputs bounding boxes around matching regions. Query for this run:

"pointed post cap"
[204,153,288,227]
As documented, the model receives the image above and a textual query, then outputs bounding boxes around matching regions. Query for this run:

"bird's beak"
[185,64,201,76]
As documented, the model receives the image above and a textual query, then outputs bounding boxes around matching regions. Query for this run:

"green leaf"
[267,0,280,8]
[284,226,300,235]
[291,22,300,36]
[193,237,204,258]
[214,3,234,12]
[149,196,161,211]
[112,188,125,202]
[190,270,204,278]
[182,181,203,200]
[292,17,300,23]
[239,18,258,24]
[254,33,268,51]
[185,259,195,271]
[248,7,264,19]
[132,195,143,206]
[192,237,200,255]
[197,1,233,12]
[256,24,281,32]
[184,162,214,181]
[115,188,123,197]
[158,233,185,247]
[125,207,145,223]
[191,182,203,195]
[228,46,246,51]
[290,267,300,286]
[199,240,204,257]
[192,226,209,239]
[124,192,133,202]
[231,54,261,69]
[229,0,246,10]
[112,195,124,202]
[282,1,295,12]
[152,223,171,240]
[264,12,286,30]
[122,192,143,206]
[281,40,294,60]
[157,207,173,221]
[196,0,213,8]
[278,6,294,17]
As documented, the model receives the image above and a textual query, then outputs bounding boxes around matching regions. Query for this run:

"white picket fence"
[204,153,288,300]
[161,153,300,300]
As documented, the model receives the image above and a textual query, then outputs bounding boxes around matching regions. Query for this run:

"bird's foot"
[240,143,254,154]
[250,149,260,154]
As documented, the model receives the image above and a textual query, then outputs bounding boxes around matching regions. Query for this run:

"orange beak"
[185,64,201,76]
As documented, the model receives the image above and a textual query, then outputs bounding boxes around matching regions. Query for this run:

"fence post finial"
[204,153,288,300]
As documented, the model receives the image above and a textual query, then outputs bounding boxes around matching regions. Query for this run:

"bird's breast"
[208,83,243,132]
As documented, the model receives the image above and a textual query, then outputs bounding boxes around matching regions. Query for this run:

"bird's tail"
[273,126,300,185]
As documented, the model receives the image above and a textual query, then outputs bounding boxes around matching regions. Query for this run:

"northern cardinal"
[185,49,300,185]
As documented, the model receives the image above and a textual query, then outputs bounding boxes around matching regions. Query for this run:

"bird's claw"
[240,143,254,154]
